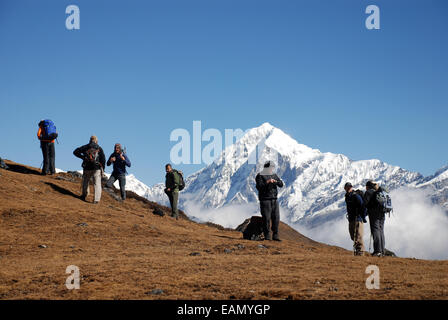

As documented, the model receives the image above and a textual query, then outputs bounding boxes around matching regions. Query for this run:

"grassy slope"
[0,160,447,300]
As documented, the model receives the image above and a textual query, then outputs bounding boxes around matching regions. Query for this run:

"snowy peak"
[418,164,448,187]
[142,123,446,228]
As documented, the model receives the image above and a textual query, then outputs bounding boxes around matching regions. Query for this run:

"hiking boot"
[273,234,282,241]
[80,195,87,202]
[93,201,99,204]
[372,252,383,257]
[264,234,272,241]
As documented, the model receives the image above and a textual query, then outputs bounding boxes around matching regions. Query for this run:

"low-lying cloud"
[297,187,448,260]
[183,200,259,228]
[182,188,448,260]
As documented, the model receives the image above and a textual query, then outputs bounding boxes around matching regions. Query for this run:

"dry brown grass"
[0,160,447,300]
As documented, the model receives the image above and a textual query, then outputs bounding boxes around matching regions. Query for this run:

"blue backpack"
[40,120,58,141]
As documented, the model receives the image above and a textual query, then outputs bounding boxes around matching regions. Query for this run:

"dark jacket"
[364,188,384,218]
[107,152,131,176]
[165,170,180,192]
[255,173,284,201]
[345,191,366,221]
[73,143,106,171]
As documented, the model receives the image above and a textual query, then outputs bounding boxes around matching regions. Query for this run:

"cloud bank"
[182,188,448,260]
[297,187,448,260]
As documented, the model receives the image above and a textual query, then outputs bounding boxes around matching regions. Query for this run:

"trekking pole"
[353,218,358,256]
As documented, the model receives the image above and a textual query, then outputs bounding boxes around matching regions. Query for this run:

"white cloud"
[296,187,448,260]
[181,188,448,260]
[183,200,259,229]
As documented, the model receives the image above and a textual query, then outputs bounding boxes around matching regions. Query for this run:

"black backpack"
[242,216,264,241]
[345,189,367,220]
[354,189,364,199]
[84,146,101,167]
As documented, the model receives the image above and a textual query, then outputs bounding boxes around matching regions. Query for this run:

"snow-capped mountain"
[144,123,448,227]
[415,165,448,211]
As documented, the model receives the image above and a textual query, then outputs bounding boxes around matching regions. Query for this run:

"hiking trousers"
[260,199,280,239]
[82,169,102,202]
[167,190,179,218]
[369,214,385,254]
[348,219,365,253]
[41,141,55,175]
[106,173,126,200]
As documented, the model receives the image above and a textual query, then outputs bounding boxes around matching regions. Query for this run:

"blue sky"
[0,0,447,186]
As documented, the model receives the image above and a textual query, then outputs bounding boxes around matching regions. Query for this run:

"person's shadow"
[44,182,80,199]
[6,163,42,175]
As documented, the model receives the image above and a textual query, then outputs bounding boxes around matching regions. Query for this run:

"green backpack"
[173,170,185,191]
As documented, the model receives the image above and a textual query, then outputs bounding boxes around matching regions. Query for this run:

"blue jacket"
[107,152,131,176]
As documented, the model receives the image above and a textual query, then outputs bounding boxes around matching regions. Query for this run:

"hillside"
[0,160,447,300]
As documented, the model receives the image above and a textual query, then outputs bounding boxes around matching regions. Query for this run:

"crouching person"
[344,182,367,256]
[105,143,131,201]
[73,136,106,204]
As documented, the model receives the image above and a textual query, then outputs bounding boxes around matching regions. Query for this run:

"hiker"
[105,143,131,201]
[344,182,367,256]
[164,164,182,219]
[364,180,386,257]
[37,120,57,175]
[255,161,284,241]
[73,136,106,204]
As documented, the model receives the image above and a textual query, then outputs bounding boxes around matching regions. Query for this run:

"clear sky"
[1,0,447,186]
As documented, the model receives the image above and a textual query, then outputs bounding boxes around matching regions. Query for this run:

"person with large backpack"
[364,180,388,257]
[255,161,284,241]
[105,143,131,201]
[164,163,185,219]
[344,182,367,256]
[37,119,58,175]
[73,136,106,204]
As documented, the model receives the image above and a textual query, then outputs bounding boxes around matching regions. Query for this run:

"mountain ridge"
[143,123,445,228]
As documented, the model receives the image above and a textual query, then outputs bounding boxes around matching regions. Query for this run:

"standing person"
[364,180,385,257]
[255,161,284,241]
[37,120,57,175]
[344,182,367,256]
[164,164,182,219]
[73,136,106,204]
[105,143,131,201]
